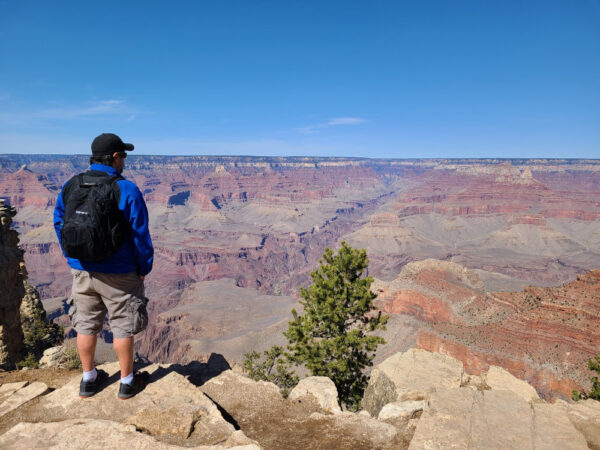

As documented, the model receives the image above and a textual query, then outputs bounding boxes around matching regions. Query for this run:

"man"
[54,133,153,399]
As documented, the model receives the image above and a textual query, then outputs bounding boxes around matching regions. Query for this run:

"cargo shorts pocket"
[67,297,78,328]
[129,296,149,335]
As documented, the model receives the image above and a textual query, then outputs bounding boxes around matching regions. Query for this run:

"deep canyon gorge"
[1,154,599,400]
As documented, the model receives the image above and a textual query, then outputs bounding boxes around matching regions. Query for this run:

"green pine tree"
[284,241,388,409]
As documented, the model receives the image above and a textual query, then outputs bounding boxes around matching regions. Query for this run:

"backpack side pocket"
[67,297,78,329]
[129,296,149,335]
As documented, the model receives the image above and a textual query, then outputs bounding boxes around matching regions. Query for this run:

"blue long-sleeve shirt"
[53,164,154,276]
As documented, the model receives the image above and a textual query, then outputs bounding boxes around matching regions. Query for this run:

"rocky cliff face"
[0,200,25,369]
[373,260,600,400]
[0,199,25,367]
[0,200,61,369]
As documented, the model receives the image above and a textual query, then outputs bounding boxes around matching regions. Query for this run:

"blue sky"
[0,1,598,158]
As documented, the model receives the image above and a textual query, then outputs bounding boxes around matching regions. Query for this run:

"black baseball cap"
[91,133,134,156]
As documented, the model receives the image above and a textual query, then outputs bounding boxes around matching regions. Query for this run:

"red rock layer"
[417,331,582,400]
[0,166,57,208]
[394,166,600,221]
[378,264,600,400]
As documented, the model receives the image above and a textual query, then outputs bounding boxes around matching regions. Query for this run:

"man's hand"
[139,275,145,281]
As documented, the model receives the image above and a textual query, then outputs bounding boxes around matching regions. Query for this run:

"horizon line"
[1,153,599,163]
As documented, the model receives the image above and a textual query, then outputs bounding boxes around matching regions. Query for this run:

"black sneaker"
[79,369,108,398]
[118,371,149,399]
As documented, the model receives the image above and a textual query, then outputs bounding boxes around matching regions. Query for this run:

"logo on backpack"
[60,171,129,261]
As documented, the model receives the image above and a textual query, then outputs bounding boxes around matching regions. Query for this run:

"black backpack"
[60,170,129,261]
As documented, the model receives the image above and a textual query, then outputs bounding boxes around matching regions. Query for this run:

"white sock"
[82,368,97,382]
[121,372,134,385]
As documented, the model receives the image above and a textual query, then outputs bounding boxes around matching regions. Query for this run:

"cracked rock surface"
[0,362,257,449]
[409,388,588,450]
[1,348,598,449]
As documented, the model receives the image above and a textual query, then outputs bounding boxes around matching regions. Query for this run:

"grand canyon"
[1,154,599,400]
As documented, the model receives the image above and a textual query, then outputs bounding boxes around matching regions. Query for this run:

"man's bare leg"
[113,337,134,378]
[77,333,97,372]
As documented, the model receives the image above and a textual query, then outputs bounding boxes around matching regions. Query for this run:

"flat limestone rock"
[289,376,342,414]
[33,363,235,446]
[0,382,49,418]
[0,419,261,449]
[408,388,588,450]
[200,370,283,415]
[307,411,399,448]
[484,365,539,402]
[378,400,426,421]
[363,349,464,417]
[532,402,589,450]
[556,399,600,450]
[0,381,29,393]
[0,381,28,403]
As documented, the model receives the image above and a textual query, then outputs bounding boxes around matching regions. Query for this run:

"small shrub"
[17,352,39,369]
[572,356,600,401]
[243,346,298,397]
[58,345,82,370]
[21,289,64,359]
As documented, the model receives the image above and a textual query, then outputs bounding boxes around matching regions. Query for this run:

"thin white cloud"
[327,117,367,126]
[0,100,139,125]
[33,100,127,119]
[299,116,367,134]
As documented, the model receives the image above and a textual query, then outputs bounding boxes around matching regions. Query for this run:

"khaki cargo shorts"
[68,269,149,339]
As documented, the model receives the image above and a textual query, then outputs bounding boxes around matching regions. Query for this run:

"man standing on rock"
[53,133,153,399]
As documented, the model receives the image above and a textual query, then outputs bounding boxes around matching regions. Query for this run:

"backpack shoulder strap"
[61,173,85,204]
[108,174,123,205]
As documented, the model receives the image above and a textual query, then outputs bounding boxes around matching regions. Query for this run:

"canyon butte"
[1,155,599,401]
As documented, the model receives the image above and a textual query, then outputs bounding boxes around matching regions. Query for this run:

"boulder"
[201,370,409,449]
[363,348,464,416]
[555,399,600,450]
[483,365,540,402]
[39,346,63,368]
[0,419,261,449]
[409,388,588,449]
[200,370,283,415]
[289,376,342,414]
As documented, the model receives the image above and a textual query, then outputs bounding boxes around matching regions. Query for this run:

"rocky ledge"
[0,349,599,449]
